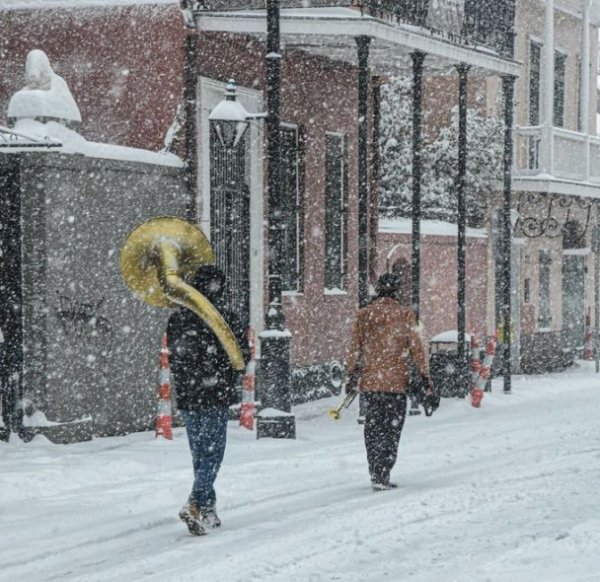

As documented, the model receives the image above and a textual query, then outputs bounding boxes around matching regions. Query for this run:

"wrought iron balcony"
[200,0,516,59]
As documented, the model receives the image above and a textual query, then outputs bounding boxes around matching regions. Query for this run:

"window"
[324,133,348,290]
[528,41,541,168]
[280,125,304,292]
[529,41,541,126]
[576,54,582,131]
[539,250,552,328]
[554,51,566,127]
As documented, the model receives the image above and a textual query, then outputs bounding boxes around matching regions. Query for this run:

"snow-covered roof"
[0,0,176,10]
[1,119,183,167]
[379,217,488,239]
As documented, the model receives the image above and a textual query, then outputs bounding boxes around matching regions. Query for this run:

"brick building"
[1,1,520,419]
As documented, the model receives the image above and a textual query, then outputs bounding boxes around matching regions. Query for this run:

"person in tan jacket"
[346,271,433,490]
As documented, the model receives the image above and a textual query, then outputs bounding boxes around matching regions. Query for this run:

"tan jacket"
[346,297,429,393]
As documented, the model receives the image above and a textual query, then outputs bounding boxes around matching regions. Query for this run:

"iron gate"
[209,126,251,330]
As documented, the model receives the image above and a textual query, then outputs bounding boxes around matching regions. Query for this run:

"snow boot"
[201,507,222,528]
[371,480,398,492]
[179,502,207,536]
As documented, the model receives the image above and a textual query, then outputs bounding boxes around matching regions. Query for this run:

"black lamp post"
[180,0,199,223]
[257,0,296,439]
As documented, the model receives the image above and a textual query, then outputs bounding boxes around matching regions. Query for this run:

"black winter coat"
[167,308,249,411]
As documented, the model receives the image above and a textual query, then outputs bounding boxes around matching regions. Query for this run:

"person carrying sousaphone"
[167,265,249,535]
[345,269,436,491]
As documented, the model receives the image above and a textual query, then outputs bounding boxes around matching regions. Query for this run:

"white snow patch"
[8,49,81,123]
[1,0,177,10]
[22,411,93,427]
[430,329,472,343]
[324,287,347,296]
[259,328,292,338]
[5,119,183,167]
[256,407,294,417]
[380,217,488,238]
[1,366,600,580]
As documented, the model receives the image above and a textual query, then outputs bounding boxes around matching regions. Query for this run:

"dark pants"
[181,408,229,511]
[363,392,407,484]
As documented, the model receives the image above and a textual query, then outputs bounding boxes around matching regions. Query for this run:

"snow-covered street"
[2,365,600,582]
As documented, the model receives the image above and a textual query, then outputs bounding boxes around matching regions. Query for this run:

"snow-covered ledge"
[379,217,487,239]
[7,119,183,167]
[3,49,182,168]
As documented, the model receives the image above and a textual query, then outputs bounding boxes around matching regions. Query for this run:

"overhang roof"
[198,7,522,78]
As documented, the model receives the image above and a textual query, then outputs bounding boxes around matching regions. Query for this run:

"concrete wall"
[3,151,188,437]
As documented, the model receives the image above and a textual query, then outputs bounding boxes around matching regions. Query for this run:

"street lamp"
[209,80,251,149]
[209,79,266,149]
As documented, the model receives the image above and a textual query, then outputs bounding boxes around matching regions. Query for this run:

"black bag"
[407,367,440,417]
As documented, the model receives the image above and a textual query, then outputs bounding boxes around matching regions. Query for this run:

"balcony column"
[541,0,555,175]
[181,3,199,222]
[456,64,470,366]
[501,75,516,394]
[581,0,591,180]
[355,36,371,423]
[356,36,371,309]
[257,0,296,440]
[411,51,426,321]
[409,51,426,416]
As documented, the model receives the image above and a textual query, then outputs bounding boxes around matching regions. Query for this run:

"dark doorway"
[562,255,585,355]
[209,126,251,330]
[561,220,586,355]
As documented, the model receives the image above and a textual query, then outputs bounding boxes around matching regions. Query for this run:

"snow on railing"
[515,125,600,184]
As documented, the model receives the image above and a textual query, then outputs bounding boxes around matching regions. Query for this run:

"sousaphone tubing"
[120,216,244,371]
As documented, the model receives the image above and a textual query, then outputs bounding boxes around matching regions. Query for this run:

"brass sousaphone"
[120,216,245,371]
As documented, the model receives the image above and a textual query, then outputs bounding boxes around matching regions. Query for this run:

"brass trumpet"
[120,216,245,371]
[328,389,358,420]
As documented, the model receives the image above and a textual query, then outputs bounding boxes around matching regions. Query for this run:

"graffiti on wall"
[55,294,114,353]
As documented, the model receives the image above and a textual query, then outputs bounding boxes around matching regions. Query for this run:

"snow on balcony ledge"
[379,217,487,239]
[3,119,183,168]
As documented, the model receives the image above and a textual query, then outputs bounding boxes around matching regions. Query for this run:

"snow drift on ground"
[1,363,600,581]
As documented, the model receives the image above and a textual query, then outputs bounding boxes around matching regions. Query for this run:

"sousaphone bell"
[120,216,245,371]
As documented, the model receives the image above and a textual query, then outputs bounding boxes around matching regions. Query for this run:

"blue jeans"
[181,408,229,510]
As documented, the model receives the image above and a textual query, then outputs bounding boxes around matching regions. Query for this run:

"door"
[562,254,585,354]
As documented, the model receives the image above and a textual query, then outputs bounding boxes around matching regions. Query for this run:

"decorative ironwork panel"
[199,1,516,58]
[516,192,598,242]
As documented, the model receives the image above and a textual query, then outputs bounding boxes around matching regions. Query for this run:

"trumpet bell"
[328,409,341,420]
[120,216,215,308]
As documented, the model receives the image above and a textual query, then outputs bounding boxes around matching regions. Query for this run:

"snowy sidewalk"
[1,364,600,582]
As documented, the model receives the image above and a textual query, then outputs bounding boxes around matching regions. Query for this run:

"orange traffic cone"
[240,327,256,430]
[156,333,173,440]
[470,334,483,408]
[480,334,497,393]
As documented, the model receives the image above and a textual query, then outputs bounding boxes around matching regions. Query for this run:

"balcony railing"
[200,0,516,59]
[515,126,600,184]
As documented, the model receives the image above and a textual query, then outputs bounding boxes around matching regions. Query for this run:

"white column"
[581,0,591,133]
[581,0,592,180]
[542,0,555,175]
